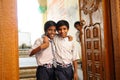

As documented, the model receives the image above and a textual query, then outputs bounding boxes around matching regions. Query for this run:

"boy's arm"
[29,36,49,56]
[41,36,49,49]
[56,34,73,41]
[73,60,78,80]
[79,31,83,42]
[67,35,73,41]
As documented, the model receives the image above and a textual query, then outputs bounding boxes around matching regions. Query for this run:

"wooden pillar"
[102,0,115,79]
[0,0,19,80]
[110,0,120,79]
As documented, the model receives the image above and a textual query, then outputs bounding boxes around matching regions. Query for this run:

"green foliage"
[38,6,47,13]
[19,43,31,49]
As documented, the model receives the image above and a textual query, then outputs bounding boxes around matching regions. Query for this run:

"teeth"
[51,34,54,37]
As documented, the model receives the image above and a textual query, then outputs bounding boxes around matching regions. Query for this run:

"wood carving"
[81,0,101,25]
[84,23,103,79]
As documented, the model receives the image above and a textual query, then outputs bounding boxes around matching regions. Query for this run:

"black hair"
[74,21,80,28]
[56,20,69,30]
[44,20,56,32]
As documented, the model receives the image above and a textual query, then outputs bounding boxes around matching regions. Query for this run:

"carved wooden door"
[79,0,116,79]
[84,23,103,80]
[79,0,109,80]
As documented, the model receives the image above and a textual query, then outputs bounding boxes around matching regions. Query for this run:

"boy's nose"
[61,30,64,33]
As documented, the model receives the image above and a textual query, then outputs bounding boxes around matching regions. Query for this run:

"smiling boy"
[54,20,79,80]
[29,21,57,80]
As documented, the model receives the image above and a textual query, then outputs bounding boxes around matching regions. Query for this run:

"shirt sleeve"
[28,38,43,55]
[72,40,81,61]
[76,31,80,42]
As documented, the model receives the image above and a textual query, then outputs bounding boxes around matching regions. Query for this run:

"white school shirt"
[75,31,82,59]
[28,37,54,66]
[53,35,80,64]
[76,31,80,42]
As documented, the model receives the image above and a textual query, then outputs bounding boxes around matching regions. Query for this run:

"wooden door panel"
[84,23,103,80]
[77,0,116,79]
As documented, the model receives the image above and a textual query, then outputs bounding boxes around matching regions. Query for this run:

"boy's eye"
[63,28,67,30]
[48,29,56,32]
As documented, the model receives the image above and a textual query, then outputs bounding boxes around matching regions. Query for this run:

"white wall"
[47,0,80,38]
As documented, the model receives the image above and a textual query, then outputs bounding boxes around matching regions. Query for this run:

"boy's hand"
[43,35,49,43]
[41,35,49,49]
[74,72,78,80]
[29,35,49,57]
[67,35,73,41]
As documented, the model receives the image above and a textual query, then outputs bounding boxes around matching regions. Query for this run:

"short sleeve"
[28,38,43,55]
[72,40,81,61]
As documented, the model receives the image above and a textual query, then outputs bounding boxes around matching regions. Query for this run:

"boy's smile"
[57,25,68,38]
[46,26,56,39]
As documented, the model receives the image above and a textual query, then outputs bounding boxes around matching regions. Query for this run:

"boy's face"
[75,24,82,31]
[57,25,68,38]
[46,26,56,39]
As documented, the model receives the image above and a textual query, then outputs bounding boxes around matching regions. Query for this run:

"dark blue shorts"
[55,65,73,80]
[36,66,56,80]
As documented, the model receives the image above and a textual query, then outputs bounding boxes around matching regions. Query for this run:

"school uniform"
[75,30,82,67]
[29,37,56,80]
[53,35,80,80]
[76,30,80,42]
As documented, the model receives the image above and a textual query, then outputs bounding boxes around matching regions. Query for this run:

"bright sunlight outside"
[17,0,43,44]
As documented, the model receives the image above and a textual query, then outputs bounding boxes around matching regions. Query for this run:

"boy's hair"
[74,20,85,27]
[74,21,80,28]
[56,20,69,30]
[44,20,56,32]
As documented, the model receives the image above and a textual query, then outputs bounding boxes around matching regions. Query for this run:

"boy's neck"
[58,35,67,38]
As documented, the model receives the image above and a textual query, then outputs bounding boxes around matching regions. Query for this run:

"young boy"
[74,20,85,69]
[74,20,85,43]
[29,20,73,80]
[29,21,57,80]
[54,20,80,80]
